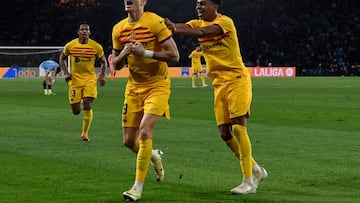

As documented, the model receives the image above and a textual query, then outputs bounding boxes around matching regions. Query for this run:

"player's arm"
[188,51,193,59]
[97,55,107,86]
[132,37,179,63]
[165,18,222,38]
[112,44,131,70]
[52,67,61,84]
[155,37,179,62]
[59,52,71,83]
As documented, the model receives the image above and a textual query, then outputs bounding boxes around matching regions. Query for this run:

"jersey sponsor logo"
[201,41,223,51]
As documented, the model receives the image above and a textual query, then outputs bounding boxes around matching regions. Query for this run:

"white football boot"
[151,149,164,182]
[252,166,268,188]
[123,186,141,202]
[231,177,256,194]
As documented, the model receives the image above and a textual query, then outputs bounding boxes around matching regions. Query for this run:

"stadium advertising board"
[110,67,296,78]
[248,67,296,77]
[0,67,296,78]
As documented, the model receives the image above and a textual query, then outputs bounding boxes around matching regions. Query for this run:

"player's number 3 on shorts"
[71,90,76,97]
[123,103,128,115]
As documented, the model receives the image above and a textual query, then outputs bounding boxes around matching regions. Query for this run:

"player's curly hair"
[210,0,223,6]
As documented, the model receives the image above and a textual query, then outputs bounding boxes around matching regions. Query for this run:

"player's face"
[77,24,91,42]
[196,0,218,21]
[124,0,145,12]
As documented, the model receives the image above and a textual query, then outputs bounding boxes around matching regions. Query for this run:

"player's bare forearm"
[97,56,107,86]
[174,24,208,38]
[99,55,107,75]
[59,53,70,76]
[153,50,179,62]
[165,19,195,36]
[112,49,128,70]
[165,18,222,38]
[154,38,179,62]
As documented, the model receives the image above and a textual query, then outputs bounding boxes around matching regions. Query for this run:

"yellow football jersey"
[187,14,250,85]
[112,12,172,83]
[63,38,104,85]
[189,50,203,69]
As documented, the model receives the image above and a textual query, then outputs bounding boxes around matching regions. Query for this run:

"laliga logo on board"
[285,68,294,77]
[252,67,295,77]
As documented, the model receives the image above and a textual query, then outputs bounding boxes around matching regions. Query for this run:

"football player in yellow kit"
[111,0,179,201]
[59,22,107,142]
[189,46,208,88]
[165,0,268,195]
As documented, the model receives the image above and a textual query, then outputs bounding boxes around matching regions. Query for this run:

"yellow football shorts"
[192,65,204,74]
[213,77,252,126]
[68,80,97,104]
[122,78,171,127]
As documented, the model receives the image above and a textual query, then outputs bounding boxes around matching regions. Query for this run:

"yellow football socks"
[232,124,252,178]
[225,136,241,159]
[200,73,206,85]
[192,74,196,86]
[136,139,152,182]
[225,134,258,168]
[82,109,93,136]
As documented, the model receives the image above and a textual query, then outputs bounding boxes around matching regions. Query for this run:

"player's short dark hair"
[210,0,223,6]
[77,22,91,31]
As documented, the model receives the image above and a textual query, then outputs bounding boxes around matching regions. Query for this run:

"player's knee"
[220,132,232,141]
[83,99,93,111]
[72,110,81,115]
[83,105,92,111]
[123,140,132,149]
[71,104,81,115]
[123,137,136,150]
[138,128,152,139]
[219,124,232,141]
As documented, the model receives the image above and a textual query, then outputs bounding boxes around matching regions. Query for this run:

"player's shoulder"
[40,60,58,68]
[142,12,166,28]
[88,39,104,49]
[65,38,78,47]
[186,19,200,27]
[113,17,128,31]
[144,11,163,20]
[49,60,59,66]
[39,60,46,67]
[216,14,235,24]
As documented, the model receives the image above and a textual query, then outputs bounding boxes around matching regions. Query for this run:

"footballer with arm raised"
[165,0,268,195]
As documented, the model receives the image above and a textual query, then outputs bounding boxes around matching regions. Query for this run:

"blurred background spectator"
[0,0,359,76]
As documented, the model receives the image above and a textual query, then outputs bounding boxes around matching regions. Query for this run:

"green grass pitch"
[0,76,359,203]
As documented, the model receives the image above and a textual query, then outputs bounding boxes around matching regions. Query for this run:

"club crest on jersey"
[129,32,136,42]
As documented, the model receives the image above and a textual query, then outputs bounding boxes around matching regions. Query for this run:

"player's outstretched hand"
[164,18,176,33]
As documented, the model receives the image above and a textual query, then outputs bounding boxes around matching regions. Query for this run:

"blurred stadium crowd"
[1,0,359,76]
